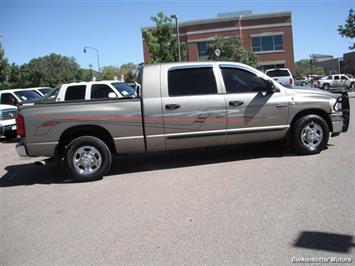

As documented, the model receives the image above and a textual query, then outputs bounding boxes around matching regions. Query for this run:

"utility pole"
[171,15,181,62]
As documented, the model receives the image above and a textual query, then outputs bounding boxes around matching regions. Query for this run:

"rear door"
[161,64,227,150]
[219,64,289,144]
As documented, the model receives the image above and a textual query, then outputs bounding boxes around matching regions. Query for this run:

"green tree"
[102,65,120,80]
[338,9,355,49]
[6,63,21,89]
[295,59,324,76]
[206,36,257,67]
[17,53,82,87]
[0,40,10,89]
[118,63,137,82]
[78,68,94,82]
[143,12,187,63]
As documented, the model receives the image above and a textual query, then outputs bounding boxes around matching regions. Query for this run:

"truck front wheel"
[64,136,112,181]
[290,115,329,155]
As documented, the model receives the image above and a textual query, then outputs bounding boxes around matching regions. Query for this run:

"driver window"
[91,84,117,99]
[334,76,339,80]
[221,67,269,93]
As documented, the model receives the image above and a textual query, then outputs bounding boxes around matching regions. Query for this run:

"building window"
[251,35,283,52]
[197,41,210,61]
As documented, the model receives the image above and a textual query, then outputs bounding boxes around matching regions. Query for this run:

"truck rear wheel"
[64,136,112,181]
[323,84,329,90]
[290,115,329,155]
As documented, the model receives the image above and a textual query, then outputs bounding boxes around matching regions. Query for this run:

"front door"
[219,65,289,144]
[161,65,227,150]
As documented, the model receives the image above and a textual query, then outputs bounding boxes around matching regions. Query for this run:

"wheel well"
[290,109,333,132]
[56,125,116,157]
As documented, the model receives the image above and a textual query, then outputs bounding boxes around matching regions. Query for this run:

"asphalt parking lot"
[1,94,354,265]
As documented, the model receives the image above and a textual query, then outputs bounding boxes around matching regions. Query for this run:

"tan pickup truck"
[16,62,350,181]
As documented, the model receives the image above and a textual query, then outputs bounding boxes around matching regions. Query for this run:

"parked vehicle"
[295,77,308,86]
[0,104,17,139]
[318,74,355,91]
[16,62,350,181]
[0,89,43,106]
[40,80,137,103]
[311,76,324,88]
[265,68,294,87]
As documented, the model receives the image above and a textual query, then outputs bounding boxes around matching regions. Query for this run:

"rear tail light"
[289,78,294,86]
[16,114,25,138]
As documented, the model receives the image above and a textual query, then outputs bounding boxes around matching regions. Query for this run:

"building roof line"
[141,11,292,32]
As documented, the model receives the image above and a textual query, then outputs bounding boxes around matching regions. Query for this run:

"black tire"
[64,136,112,181]
[350,82,355,90]
[290,114,329,155]
[301,82,306,86]
[4,131,18,140]
[323,83,329,90]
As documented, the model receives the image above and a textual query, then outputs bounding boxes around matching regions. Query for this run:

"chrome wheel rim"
[301,122,323,150]
[73,146,102,175]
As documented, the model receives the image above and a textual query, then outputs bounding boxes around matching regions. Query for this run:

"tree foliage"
[18,53,82,87]
[0,39,138,90]
[102,63,137,82]
[0,40,10,88]
[338,9,355,49]
[295,59,324,76]
[143,12,187,63]
[207,36,257,67]
[102,65,120,80]
[118,63,137,82]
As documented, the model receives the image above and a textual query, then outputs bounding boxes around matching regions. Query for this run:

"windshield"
[111,82,137,97]
[39,88,52,95]
[266,70,290,77]
[14,90,42,102]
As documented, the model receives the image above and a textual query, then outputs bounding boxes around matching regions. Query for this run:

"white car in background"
[265,68,294,87]
[42,80,138,102]
[0,104,17,139]
[0,88,43,106]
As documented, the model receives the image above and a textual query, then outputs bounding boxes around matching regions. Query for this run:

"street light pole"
[83,46,101,72]
[171,15,181,62]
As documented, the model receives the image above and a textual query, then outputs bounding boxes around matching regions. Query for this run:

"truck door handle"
[165,104,181,110]
[229,101,244,106]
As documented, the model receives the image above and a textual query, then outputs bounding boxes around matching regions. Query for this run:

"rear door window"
[168,67,217,96]
[64,85,86,101]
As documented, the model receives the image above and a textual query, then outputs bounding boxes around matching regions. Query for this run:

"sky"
[0,0,354,70]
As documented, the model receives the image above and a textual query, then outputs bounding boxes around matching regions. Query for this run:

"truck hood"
[286,87,338,99]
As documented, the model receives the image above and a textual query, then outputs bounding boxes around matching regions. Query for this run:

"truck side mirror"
[108,92,117,98]
[264,79,276,93]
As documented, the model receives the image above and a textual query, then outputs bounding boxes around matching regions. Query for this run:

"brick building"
[142,11,295,74]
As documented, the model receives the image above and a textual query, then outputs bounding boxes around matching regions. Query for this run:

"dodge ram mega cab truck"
[16,62,350,181]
